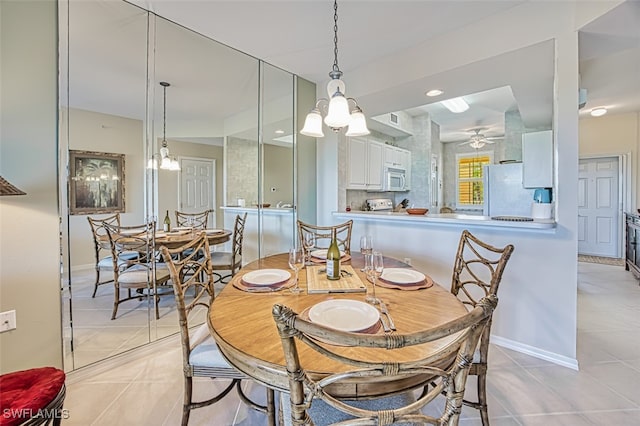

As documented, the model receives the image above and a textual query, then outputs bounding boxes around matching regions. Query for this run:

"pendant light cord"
[160,81,170,148]
[332,0,340,73]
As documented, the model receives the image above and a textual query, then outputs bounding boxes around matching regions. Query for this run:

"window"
[456,153,492,208]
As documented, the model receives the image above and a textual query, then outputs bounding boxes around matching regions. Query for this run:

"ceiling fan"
[460,129,501,149]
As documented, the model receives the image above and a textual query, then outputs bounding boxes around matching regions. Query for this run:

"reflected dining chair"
[160,233,274,426]
[175,209,212,229]
[210,212,247,284]
[296,219,353,254]
[273,295,497,426]
[448,230,514,425]
[87,213,137,298]
[104,222,171,320]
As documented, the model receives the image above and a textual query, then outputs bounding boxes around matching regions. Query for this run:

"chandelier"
[149,81,180,171]
[300,0,370,138]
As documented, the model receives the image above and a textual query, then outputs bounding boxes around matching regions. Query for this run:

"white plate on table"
[173,226,193,231]
[381,268,426,285]
[242,269,291,286]
[310,249,346,260]
[204,229,224,235]
[308,299,379,332]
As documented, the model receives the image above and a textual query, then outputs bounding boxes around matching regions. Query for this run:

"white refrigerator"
[483,163,535,217]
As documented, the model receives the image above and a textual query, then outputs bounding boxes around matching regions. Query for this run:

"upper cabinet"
[522,130,553,188]
[347,137,384,191]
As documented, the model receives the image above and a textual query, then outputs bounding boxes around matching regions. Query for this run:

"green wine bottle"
[326,228,340,280]
[163,210,171,232]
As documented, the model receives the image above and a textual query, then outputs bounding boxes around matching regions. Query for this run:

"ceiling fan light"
[345,109,370,137]
[441,97,469,113]
[324,92,351,128]
[300,109,324,137]
[469,140,486,149]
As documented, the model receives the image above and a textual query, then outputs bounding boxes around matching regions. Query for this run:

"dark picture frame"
[69,150,125,215]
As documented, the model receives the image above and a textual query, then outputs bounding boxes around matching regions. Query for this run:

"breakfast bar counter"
[334,210,556,231]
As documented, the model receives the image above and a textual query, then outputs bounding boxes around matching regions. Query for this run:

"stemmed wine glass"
[365,251,384,305]
[288,247,305,294]
[360,235,373,271]
[303,232,316,266]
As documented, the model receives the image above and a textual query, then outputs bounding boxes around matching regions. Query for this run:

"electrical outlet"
[0,310,17,332]
[403,257,412,266]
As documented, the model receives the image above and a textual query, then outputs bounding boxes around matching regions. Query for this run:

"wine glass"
[360,235,373,271]
[303,232,316,265]
[365,251,383,305]
[288,247,305,294]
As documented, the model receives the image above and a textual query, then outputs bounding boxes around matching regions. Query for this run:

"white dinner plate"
[205,229,224,234]
[381,268,426,285]
[310,249,346,260]
[173,226,192,231]
[308,299,379,332]
[242,269,291,286]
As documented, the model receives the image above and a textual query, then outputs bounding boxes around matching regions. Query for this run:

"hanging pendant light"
[300,0,370,138]
[156,81,180,171]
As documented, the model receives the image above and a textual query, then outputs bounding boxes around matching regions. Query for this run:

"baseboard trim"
[490,334,579,371]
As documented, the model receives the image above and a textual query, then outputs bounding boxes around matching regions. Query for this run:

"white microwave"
[383,167,407,191]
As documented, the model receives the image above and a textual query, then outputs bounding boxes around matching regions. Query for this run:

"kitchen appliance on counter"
[531,188,553,219]
[365,198,393,211]
[483,163,535,218]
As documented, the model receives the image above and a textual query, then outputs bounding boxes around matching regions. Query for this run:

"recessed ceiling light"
[441,97,469,113]
[426,89,443,97]
[274,129,285,134]
[590,108,607,117]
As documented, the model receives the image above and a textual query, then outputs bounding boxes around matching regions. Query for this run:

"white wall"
[0,0,62,373]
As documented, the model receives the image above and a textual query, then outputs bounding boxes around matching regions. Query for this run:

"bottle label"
[163,223,169,232]
[326,259,340,280]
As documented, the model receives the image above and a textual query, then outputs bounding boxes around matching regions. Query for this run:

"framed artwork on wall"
[69,150,125,215]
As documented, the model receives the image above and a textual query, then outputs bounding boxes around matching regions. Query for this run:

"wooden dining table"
[208,252,468,412]
[98,228,231,250]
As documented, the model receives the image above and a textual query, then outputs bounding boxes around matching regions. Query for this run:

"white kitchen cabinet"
[522,130,553,188]
[347,137,383,190]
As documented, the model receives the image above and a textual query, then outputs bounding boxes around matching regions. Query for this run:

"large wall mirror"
[60,0,304,371]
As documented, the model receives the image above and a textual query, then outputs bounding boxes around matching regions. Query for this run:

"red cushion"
[0,367,65,426]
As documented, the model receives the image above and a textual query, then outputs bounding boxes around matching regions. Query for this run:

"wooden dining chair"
[104,222,171,320]
[160,233,274,426]
[211,213,247,283]
[296,219,353,254]
[273,295,497,426]
[448,230,514,425]
[175,209,212,229]
[86,213,137,298]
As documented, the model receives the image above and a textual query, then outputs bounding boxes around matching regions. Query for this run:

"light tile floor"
[64,261,640,425]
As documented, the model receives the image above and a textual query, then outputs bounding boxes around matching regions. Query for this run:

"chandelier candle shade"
[300,0,370,138]
[152,81,180,171]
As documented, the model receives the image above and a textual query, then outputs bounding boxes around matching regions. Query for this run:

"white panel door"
[180,158,216,227]
[577,157,619,257]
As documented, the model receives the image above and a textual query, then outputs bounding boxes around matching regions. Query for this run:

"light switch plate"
[0,310,17,332]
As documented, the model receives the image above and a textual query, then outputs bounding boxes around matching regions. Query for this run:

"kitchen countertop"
[334,210,556,231]
[221,206,294,214]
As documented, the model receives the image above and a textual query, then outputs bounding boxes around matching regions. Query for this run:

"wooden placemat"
[306,265,366,293]
[310,254,351,264]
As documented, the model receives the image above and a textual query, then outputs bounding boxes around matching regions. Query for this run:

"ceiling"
[75,0,639,144]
